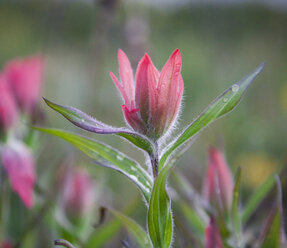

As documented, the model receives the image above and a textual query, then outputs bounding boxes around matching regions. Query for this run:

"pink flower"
[110,49,183,139]
[0,74,18,132]
[4,55,44,113]
[203,147,234,210]
[1,240,13,248]
[1,141,35,208]
[205,217,224,248]
[61,168,94,218]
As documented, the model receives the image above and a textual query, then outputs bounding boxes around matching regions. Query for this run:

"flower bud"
[60,168,94,219]
[4,55,44,114]
[0,74,18,133]
[110,49,183,140]
[1,240,13,248]
[203,147,234,211]
[1,141,35,208]
[205,217,224,248]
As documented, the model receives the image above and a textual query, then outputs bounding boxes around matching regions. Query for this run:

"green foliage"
[43,98,155,156]
[108,208,152,248]
[148,163,173,248]
[260,177,284,248]
[158,64,265,171]
[34,127,152,202]
[231,168,242,246]
[242,175,276,224]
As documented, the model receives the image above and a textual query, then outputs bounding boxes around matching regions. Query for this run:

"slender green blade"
[86,218,121,248]
[242,175,275,224]
[34,127,152,201]
[231,168,242,246]
[261,210,281,248]
[159,64,264,171]
[260,176,283,248]
[179,201,206,235]
[43,98,155,155]
[108,208,152,248]
[148,162,174,248]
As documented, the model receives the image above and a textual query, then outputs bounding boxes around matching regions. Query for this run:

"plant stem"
[54,239,76,248]
[151,142,159,179]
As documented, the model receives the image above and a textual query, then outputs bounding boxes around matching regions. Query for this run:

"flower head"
[1,141,35,208]
[4,55,44,113]
[0,74,18,133]
[110,49,183,140]
[60,167,94,218]
[203,147,234,210]
[205,217,224,248]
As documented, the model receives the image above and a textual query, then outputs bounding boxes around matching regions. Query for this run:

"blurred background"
[0,0,286,247]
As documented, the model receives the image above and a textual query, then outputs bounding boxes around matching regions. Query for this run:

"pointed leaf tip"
[43,98,155,155]
[158,63,265,171]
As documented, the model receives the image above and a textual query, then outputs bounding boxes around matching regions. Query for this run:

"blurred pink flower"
[4,55,44,113]
[1,141,35,208]
[203,147,234,210]
[110,49,183,139]
[205,217,224,248]
[1,241,13,248]
[61,168,94,218]
[0,74,18,132]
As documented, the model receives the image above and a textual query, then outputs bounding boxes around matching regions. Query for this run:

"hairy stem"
[151,142,159,179]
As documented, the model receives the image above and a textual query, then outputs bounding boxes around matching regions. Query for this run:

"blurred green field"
[0,1,286,246]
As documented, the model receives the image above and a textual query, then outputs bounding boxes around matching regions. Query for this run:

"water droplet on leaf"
[116,154,124,161]
[231,84,239,92]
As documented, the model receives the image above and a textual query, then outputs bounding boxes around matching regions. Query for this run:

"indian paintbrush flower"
[110,49,183,140]
[1,140,35,208]
[203,147,234,211]
[4,55,44,114]
[60,167,94,219]
[205,217,224,248]
[0,74,18,134]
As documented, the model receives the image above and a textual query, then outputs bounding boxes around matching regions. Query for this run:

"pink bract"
[203,147,234,210]
[61,168,94,217]
[0,74,18,132]
[110,49,183,140]
[205,217,224,248]
[4,55,44,113]
[1,141,35,208]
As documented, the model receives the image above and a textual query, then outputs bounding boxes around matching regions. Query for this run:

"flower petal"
[4,55,44,113]
[1,141,35,208]
[135,53,159,123]
[150,49,182,135]
[205,217,224,248]
[203,147,234,210]
[0,73,18,131]
[122,105,145,134]
[110,71,130,107]
[118,49,135,109]
[166,74,184,128]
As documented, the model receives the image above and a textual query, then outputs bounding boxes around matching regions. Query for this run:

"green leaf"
[260,176,283,248]
[148,162,174,248]
[231,168,242,246]
[34,127,152,201]
[108,208,152,248]
[159,64,264,171]
[85,218,121,248]
[242,175,275,224]
[261,210,281,248]
[179,201,206,235]
[43,98,155,155]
